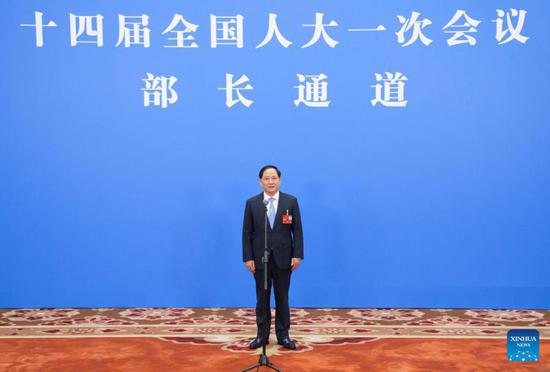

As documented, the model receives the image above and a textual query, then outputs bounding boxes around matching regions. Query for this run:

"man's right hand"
[245,260,255,273]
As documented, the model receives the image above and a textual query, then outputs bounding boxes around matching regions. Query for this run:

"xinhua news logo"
[507,329,539,362]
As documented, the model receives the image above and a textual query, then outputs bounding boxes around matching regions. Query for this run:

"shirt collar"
[263,191,280,201]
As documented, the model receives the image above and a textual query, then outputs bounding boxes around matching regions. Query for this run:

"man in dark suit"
[242,165,303,350]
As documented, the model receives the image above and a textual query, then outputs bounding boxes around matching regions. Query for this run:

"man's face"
[259,168,281,196]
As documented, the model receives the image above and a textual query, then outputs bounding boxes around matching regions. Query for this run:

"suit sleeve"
[242,200,254,262]
[291,197,304,259]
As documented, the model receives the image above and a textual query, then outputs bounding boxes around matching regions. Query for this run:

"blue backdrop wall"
[1,1,549,309]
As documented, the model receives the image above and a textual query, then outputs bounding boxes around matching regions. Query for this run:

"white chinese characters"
[371,72,408,107]
[294,74,331,107]
[144,72,408,109]
[218,74,254,108]
[396,12,433,47]
[116,15,151,48]
[210,15,244,48]
[21,9,529,48]
[443,10,481,46]
[20,11,57,47]
[70,14,104,47]
[162,15,199,48]
[493,9,529,45]
[142,73,178,108]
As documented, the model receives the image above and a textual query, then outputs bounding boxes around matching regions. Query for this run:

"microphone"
[263,200,269,206]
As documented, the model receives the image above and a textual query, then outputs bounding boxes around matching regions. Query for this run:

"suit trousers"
[253,253,292,342]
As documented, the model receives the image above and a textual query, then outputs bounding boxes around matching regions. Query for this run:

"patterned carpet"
[1,308,549,371]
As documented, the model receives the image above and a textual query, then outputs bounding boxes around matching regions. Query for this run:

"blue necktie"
[268,197,275,229]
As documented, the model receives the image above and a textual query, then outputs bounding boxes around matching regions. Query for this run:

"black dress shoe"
[277,337,296,350]
[249,337,269,349]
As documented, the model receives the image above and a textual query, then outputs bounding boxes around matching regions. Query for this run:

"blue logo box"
[507,329,539,362]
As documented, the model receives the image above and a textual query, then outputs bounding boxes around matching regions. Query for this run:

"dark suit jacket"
[242,192,304,270]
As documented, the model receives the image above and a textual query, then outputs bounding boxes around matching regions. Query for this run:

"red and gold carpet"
[1,308,549,371]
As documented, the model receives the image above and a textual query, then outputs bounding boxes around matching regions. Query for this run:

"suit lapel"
[273,193,286,230]
[254,193,271,231]
[255,193,265,218]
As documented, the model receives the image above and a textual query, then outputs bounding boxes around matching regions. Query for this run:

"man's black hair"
[259,165,281,179]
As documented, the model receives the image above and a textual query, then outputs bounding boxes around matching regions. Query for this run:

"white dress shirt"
[263,191,279,216]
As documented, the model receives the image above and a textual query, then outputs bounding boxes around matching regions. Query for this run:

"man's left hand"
[291,258,301,272]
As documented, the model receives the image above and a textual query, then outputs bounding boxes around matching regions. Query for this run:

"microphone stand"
[240,200,281,372]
